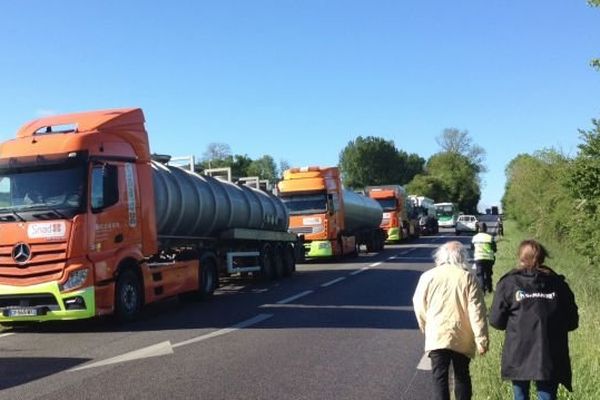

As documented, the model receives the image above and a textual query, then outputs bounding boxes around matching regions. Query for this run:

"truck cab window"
[0,177,9,207]
[91,164,119,211]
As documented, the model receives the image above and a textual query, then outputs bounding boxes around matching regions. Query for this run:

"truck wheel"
[115,268,143,322]
[366,238,375,253]
[378,234,385,251]
[199,258,218,299]
[272,244,285,279]
[283,243,296,276]
[260,245,276,280]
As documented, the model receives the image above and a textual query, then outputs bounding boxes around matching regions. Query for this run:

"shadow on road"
[5,268,423,334]
[0,357,91,390]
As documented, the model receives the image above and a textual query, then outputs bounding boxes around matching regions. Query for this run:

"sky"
[0,1,599,211]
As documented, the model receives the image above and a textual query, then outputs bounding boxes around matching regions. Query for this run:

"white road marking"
[71,341,174,372]
[172,313,273,348]
[70,314,274,371]
[0,332,14,339]
[416,352,432,370]
[276,290,314,304]
[320,277,346,287]
[369,261,382,267]
[350,266,370,275]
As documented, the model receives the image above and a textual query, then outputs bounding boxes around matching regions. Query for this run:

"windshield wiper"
[44,207,67,219]
[14,203,69,219]
[0,210,26,222]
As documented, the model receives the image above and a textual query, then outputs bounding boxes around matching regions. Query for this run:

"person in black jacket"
[489,239,578,400]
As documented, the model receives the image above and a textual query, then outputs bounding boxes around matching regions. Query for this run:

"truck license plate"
[8,308,38,317]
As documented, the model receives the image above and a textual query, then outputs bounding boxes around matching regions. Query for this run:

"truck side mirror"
[326,194,335,215]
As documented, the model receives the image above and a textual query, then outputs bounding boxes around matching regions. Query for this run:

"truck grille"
[0,241,67,285]
[0,293,60,310]
[290,226,314,234]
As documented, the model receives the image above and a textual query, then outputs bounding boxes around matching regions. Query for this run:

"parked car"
[455,214,479,235]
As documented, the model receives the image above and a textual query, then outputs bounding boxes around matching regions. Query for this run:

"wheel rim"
[121,282,138,313]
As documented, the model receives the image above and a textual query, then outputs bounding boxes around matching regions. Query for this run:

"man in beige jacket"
[413,241,489,400]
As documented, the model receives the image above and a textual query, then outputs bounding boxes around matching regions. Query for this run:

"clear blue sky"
[1,1,599,210]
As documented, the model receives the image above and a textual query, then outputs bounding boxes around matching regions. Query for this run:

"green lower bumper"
[0,282,96,323]
[386,227,401,242]
[306,240,334,257]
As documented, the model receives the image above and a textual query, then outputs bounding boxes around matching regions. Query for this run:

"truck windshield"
[0,164,86,220]
[375,198,397,211]
[281,194,327,215]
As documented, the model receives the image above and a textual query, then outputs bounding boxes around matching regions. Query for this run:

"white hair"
[433,241,469,269]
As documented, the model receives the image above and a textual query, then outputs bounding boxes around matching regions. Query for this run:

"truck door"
[87,162,141,279]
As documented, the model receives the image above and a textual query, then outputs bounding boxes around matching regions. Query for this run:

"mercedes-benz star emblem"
[12,243,32,265]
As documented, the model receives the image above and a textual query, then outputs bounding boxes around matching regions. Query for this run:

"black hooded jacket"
[489,267,578,391]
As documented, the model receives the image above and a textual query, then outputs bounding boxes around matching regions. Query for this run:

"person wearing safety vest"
[471,222,497,293]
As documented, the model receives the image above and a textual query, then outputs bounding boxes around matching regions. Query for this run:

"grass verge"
[471,220,600,399]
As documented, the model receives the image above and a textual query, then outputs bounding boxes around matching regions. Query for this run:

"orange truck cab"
[0,109,198,323]
[278,167,384,258]
[0,108,297,324]
[366,185,419,242]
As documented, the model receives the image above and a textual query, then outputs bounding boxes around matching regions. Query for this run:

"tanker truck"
[0,108,298,324]
[366,185,419,242]
[277,166,385,258]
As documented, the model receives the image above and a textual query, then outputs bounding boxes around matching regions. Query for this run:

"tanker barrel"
[151,161,289,237]
[342,189,383,233]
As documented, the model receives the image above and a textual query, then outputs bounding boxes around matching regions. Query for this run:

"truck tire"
[283,243,296,276]
[115,268,143,322]
[198,257,218,299]
[259,244,276,281]
[366,236,375,253]
[377,233,385,251]
[272,244,285,279]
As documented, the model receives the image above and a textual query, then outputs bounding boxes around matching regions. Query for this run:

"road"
[0,231,471,400]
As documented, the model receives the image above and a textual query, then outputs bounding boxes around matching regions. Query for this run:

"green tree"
[565,119,600,261]
[230,154,253,179]
[338,136,423,189]
[405,174,447,201]
[502,150,571,240]
[247,155,278,182]
[427,152,481,213]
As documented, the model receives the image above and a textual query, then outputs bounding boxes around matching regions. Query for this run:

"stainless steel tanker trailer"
[151,157,300,285]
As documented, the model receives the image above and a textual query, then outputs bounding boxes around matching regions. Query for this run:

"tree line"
[502,119,600,263]
[194,129,486,214]
[193,142,287,183]
[338,128,486,213]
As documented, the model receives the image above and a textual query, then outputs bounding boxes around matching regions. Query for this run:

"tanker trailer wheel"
[272,244,286,279]
[282,243,296,277]
[259,244,276,281]
[115,268,143,322]
[366,234,375,253]
[198,257,218,299]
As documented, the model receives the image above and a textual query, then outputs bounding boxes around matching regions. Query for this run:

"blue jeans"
[512,380,558,400]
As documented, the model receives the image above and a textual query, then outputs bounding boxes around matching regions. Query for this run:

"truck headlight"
[59,269,89,292]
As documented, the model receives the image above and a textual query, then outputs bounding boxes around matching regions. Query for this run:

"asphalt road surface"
[0,231,475,400]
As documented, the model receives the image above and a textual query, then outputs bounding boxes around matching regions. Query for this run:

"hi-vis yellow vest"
[472,233,495,261]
